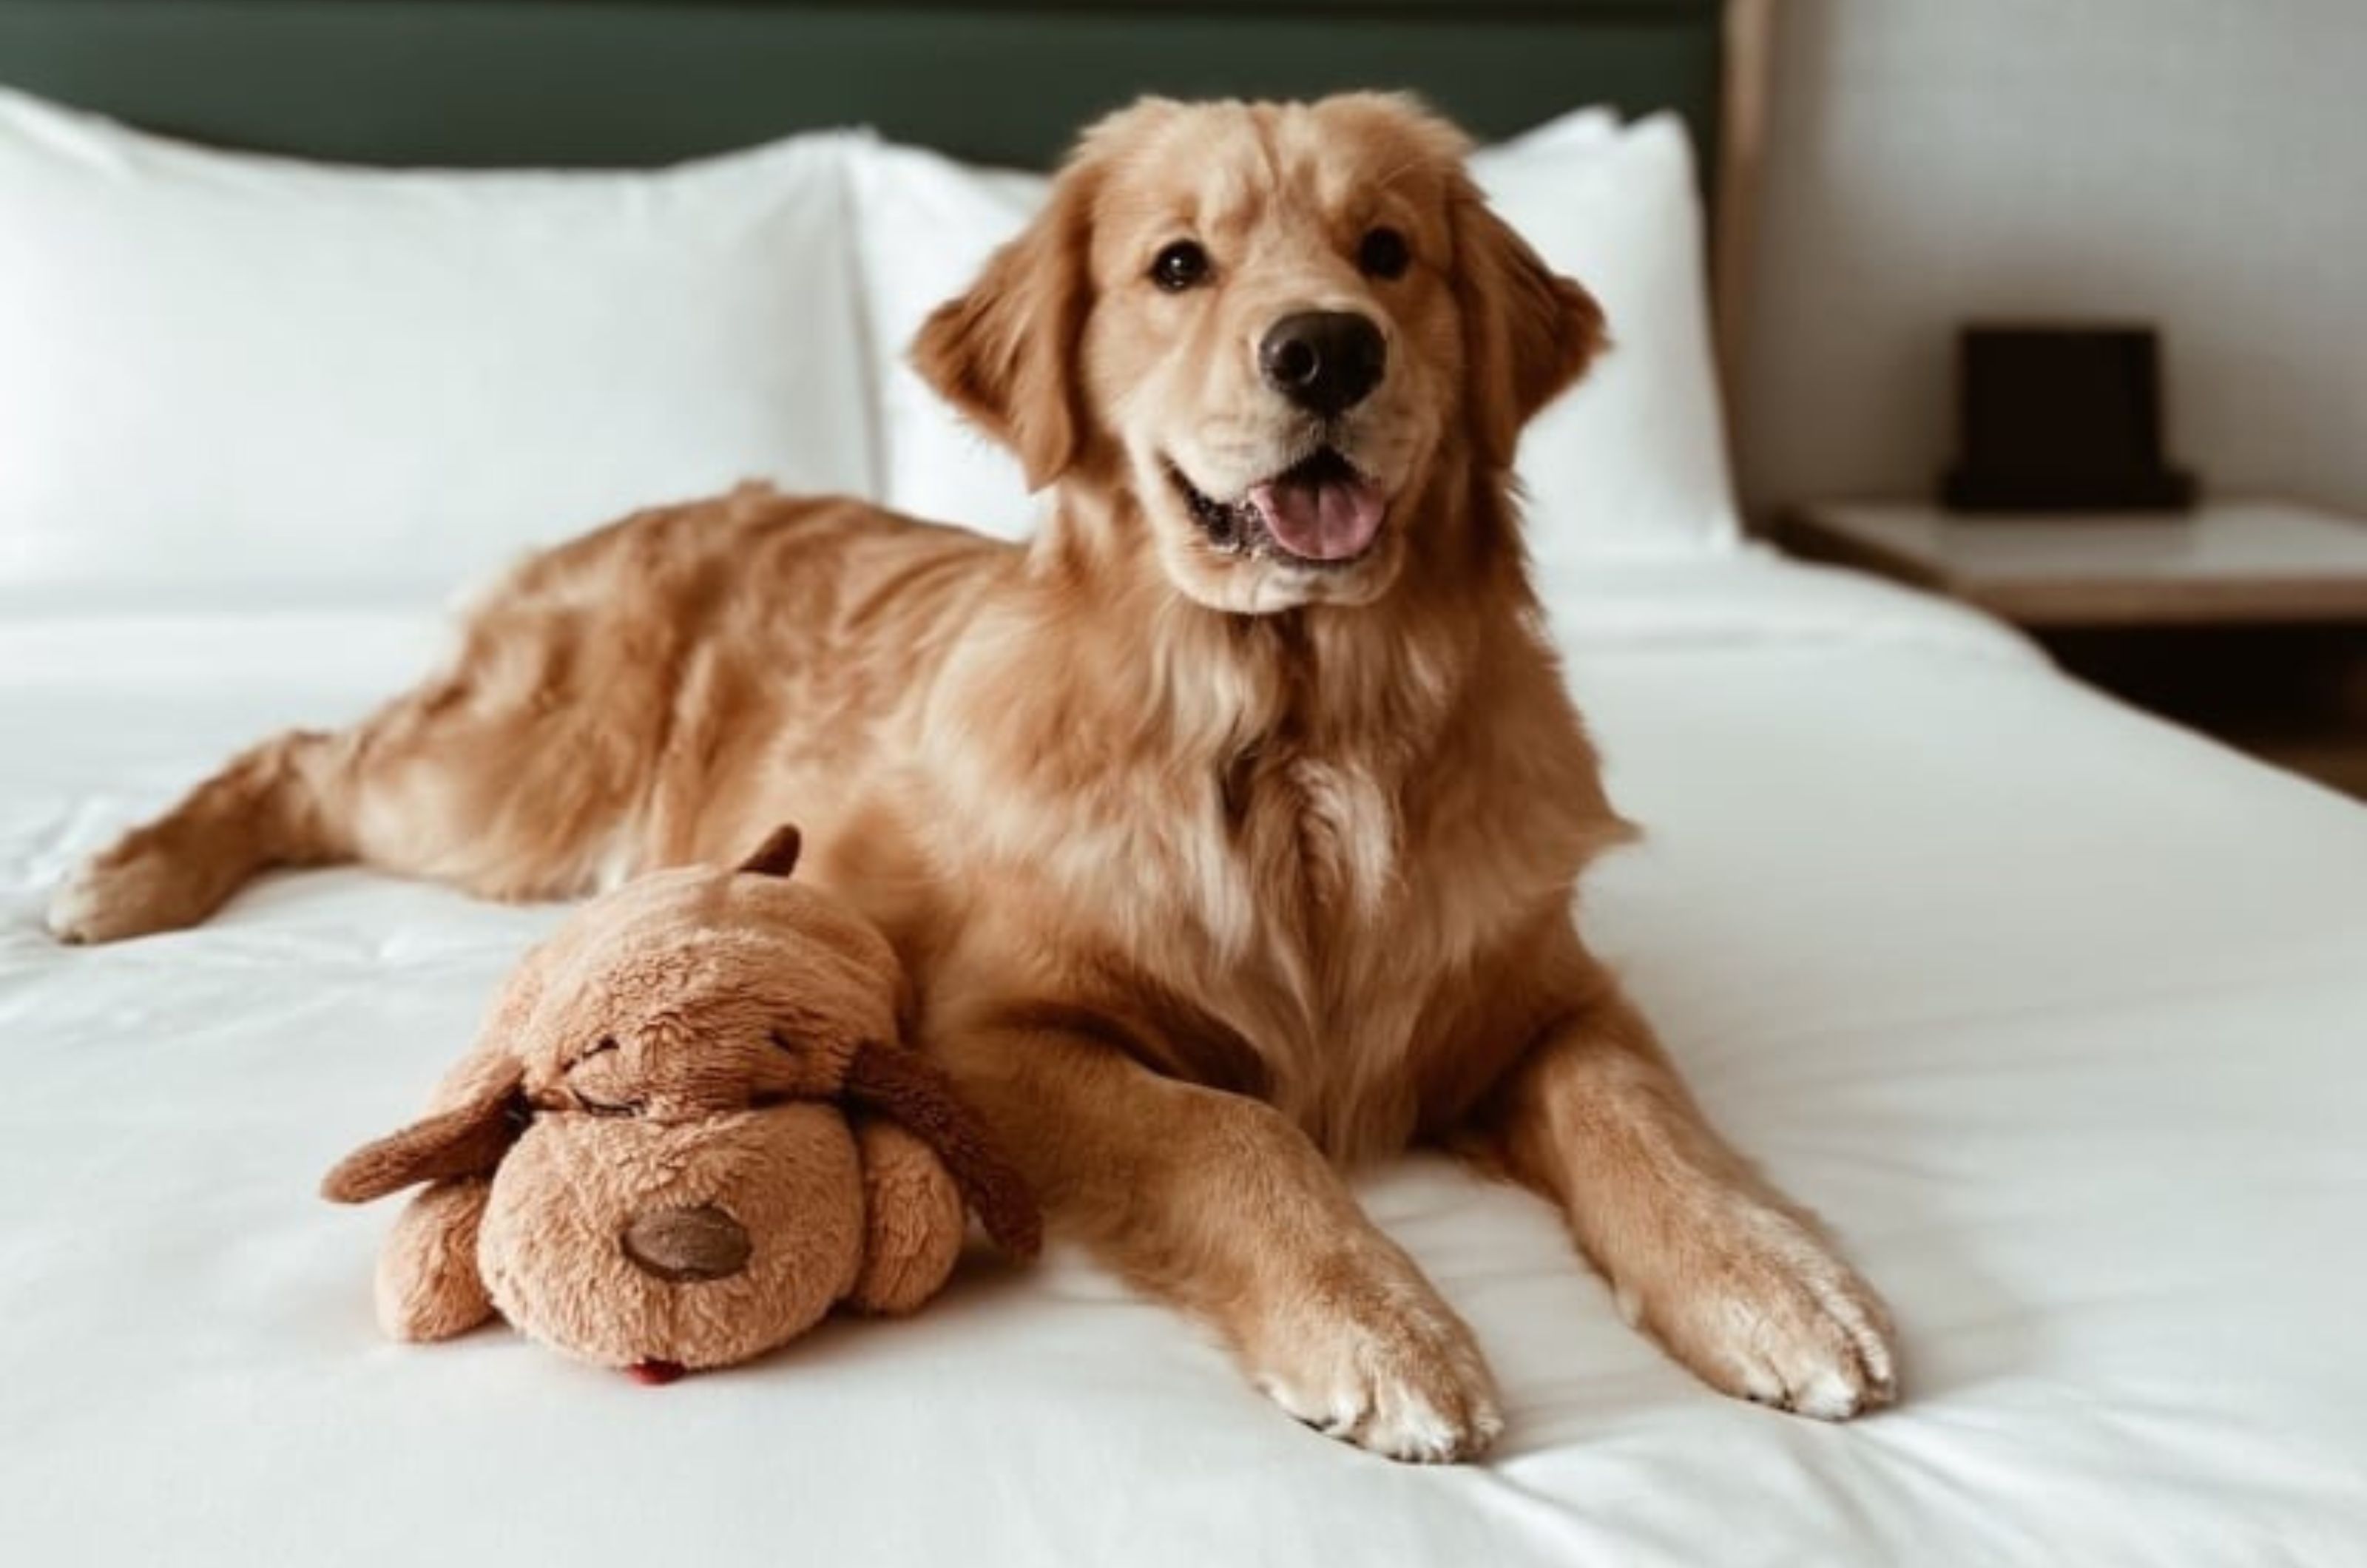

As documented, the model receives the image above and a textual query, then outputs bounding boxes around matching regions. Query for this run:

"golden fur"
[53,95,1894,1461]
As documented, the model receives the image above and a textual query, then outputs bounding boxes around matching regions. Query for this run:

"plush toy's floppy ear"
[320,1061,527,1205]
[844,1042,1041,1258]
[737,823,803,879]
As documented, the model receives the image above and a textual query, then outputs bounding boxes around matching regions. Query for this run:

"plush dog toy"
[321,825,1039,1381]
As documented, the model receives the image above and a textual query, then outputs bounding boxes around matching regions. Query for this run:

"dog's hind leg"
[49,657,649,944]
[48,727,365,944]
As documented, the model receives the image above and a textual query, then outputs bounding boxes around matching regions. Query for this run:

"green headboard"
[1,0,1761,447]
[0,0,1729,176]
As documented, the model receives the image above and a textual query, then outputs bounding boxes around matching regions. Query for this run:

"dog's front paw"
[1631,1197,1897,1421]
[1242,1262,1503,1463]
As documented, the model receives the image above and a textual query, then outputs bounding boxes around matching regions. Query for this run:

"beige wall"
[1738,0,2367,517]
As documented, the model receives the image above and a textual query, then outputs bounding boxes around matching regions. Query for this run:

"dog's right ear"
[320,1060,527,1205]
[1449,172,1608,473]
[911,160,1101,493]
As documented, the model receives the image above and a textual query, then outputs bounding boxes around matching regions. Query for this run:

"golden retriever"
[50,94,1895,1460]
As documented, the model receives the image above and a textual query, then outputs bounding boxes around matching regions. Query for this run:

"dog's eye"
[1150,240,1212,292]
[1357,227,1411,281]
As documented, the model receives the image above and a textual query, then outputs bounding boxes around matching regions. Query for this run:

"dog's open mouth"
[1171,447,1388,567]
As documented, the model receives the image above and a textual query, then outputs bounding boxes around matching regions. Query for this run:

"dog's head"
[916,93,1604,614]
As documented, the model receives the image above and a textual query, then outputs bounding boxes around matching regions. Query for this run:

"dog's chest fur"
[1222,736,1397,942]
[916,592,1607,1158]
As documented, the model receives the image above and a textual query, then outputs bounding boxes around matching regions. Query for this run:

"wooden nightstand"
[1777,499,2367,798]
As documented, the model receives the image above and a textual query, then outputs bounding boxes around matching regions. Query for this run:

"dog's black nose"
[1258,311,1386,416]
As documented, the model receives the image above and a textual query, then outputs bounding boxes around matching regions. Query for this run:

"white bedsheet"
[4,553,2363,1566]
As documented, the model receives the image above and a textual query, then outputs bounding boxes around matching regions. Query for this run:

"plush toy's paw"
[847,1121,965,1314]
[375,1178,498,1342]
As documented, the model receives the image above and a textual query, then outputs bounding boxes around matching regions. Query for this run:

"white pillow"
[0,89,878,601]
[848,107,1742,561]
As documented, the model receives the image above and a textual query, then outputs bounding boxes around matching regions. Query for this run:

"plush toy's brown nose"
[620,1204,753,1283]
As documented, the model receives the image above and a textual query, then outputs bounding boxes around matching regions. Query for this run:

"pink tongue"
[1248,472,1385,561]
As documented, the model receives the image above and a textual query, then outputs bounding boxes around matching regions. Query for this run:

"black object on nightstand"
[1941,326,2198,513]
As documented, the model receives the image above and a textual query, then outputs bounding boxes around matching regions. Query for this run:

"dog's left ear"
[1451,178,1608,472]
[911,163,1100,492]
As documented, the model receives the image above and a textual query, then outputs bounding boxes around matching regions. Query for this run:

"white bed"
[5,548,2364,1566]
[7,57,2366,1564]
